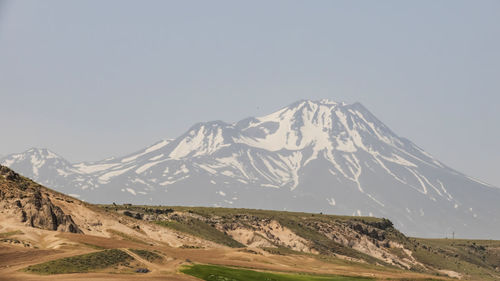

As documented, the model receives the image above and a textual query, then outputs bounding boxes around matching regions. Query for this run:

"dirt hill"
[0,166,81,233]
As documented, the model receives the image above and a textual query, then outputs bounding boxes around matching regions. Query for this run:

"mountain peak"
[317,98,348,106]
[1,147,63,165]
[25,147,61,158]
[284,99,348,111]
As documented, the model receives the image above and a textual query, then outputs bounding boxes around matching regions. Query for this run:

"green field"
[180,264,373,281]
[24,249,133,274]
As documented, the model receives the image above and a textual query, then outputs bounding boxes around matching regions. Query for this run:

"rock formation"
[0,165,81,233]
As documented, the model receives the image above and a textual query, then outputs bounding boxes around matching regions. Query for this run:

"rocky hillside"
[0,165,214,249]
[111,205,418,267]
[107,204,500,280]
[0,165,81,233]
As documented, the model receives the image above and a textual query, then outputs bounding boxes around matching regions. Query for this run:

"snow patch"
[122,140,170,163]
[75,163,119,174]
[135,160,165,174]
[98,166,136,183]
[149,154,164,161]
[327,197,336,206]
[261,183,280,189]
[126,188,137,195]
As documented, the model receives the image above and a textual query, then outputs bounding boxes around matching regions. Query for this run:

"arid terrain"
[1,165,499,281]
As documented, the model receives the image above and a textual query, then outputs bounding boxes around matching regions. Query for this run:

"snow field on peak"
[169,126,228,159]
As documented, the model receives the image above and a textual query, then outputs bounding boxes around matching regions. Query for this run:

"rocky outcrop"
[123,206,422,268]
[0,165,82,233]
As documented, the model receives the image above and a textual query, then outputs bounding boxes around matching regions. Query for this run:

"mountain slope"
[2,99,499,238]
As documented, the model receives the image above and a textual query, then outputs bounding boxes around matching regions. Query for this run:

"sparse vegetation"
[181,244,204,249]
[107,204,392,258]
[24,249,133,274]
[262,246,307,256]
[154,219,245,248]
[184,207,387,264]
[81,242,106,250]
[275,216,389,264]
[180,264,374,281]
[129,248,163,262]
[410,238,500,281]
[0,230,23,238]
[106,229,148,245]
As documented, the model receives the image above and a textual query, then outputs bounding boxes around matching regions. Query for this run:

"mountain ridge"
[2,99,499,239]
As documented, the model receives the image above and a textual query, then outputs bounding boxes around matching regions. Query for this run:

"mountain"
[2,99,500,238]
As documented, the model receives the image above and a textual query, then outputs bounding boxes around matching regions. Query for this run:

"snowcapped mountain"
[2,99,500,238]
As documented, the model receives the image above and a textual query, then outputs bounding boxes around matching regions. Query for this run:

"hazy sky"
[0,1,499,187]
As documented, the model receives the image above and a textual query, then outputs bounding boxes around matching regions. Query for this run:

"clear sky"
[0,0,499,187]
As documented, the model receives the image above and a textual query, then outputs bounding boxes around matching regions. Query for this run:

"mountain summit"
[2,100,499,238]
